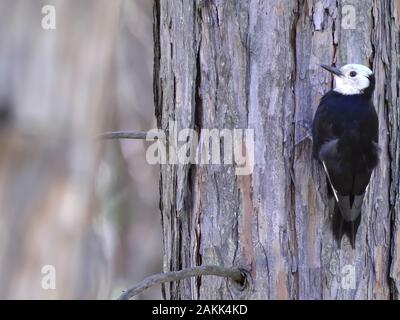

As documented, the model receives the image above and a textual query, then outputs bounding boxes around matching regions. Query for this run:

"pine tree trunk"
[154,0,400,299]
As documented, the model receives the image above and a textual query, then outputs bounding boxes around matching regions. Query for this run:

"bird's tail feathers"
[332,201,361,249]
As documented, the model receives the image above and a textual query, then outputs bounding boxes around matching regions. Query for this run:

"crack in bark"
[193,5,203,298]
[153,0,162,126]
[288,0,302,299]
[331,1,338,77]
[381,0,400,300]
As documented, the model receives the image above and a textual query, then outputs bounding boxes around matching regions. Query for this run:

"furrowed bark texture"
[154,0,400,299]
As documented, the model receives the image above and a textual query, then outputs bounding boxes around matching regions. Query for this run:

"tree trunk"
[154,0,400,299]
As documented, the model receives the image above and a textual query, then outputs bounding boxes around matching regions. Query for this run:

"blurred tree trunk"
[0,0,120,299]
[154,0,400,299]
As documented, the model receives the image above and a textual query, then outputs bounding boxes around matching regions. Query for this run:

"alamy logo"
[145,121,255,176]
[41,5,56,30]
[314,2,357,30]
[41,265,56,290]
[341,264,356,290]
[341,5,356,30]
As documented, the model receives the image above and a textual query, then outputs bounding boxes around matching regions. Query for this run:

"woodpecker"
[312,64,379,249]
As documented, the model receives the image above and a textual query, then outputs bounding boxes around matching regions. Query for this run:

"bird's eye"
[349,71,357,77]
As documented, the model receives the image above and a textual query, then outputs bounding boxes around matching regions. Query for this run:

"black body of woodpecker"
[312,64,379,249]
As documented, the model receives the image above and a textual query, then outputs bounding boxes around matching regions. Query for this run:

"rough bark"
[154,0,400,299]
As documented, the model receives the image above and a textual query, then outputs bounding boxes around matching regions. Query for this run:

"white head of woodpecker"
[320,63,375,97]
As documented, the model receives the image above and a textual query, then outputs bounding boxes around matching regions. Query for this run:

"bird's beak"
[320,64,344,77]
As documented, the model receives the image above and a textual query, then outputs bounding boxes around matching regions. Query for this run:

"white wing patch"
[322,161,339,203]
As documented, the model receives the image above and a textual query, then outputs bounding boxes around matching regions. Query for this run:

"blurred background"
[0,0,162,299]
